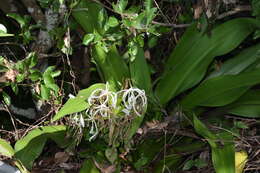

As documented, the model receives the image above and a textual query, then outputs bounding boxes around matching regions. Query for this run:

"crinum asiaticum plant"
[53,0,260,172]
[54,82,147,144]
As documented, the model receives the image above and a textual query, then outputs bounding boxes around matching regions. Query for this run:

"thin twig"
[151,21,191,28]
[0,42,27,54]
[151,5,252,28]
[153,0,171,23]
[4,104,19,140]
[217,5,251,20]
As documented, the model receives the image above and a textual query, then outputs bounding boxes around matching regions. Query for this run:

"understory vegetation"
[0,0,260,172]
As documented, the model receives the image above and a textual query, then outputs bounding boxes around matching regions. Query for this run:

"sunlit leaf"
[2,91,11,106]
[0,138,15,158]
[193,115,235,173]
[40,84,50,100]
[107,17,119,27]
[83,33,95,46]
[15,126,67,169]
[235,151,248,173]
[52,83,105,121]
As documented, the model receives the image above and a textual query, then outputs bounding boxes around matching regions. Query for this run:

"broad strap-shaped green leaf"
[133,139,165,169]
[52,97,88,121]
[193,115,235,173]
[52,83,105,121]
[208,43,260,79]
[72,0,103,33]
[155,18,260,105]
[15,125,67,169]
[126,47,151,143]
[222,90,260,118]
[130,46,152,93]
[80,159,100,173]
[124,116,143,144]
[211,136,235,173]
[181,68,260,109]
[0,138,15,158]
[92,44,130,90]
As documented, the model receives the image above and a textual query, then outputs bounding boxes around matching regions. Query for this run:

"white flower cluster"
[71,83,147,141]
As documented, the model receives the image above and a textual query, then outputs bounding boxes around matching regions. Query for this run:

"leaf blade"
[155,18,260,105]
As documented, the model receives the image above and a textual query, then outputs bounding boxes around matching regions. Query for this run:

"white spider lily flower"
[68,94,75,98]
[85,109,99,141]
[82,83,148,141]
[71,113,85,134]
[121,88,147,116]
[88,84,117,107]
[122,108,130,116]
[87,83,117,118]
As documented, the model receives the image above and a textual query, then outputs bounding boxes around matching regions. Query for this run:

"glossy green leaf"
[29,71,42,81]
[16,74,25,82]
[52,83,105,121]
[92,44,129,90]
[50,70,61,78]
[15,125,67,169]
[40,84,50,100]
[11,83,19,95]
[43,66,59,92]
[107,17,119,27]
[130,46,152,93]
[222,90,260,118]
[155,18,260,105]
[83,33,95,46]
[211,137,235,173]
[181,68,260,109]
[77,83,106,99]
[53,97,88,121]
[27,52,37,68]
[208,43,260,79]
[72,0,103,33]
[144,7,157,27]
[117,0,128,13]
[80,160,100,173]
[7,13,27,28]
[193,115,235,173]
[2,91,11,106]
[43,71,55,86]
[98,8,107,29]
[0,138,15,158]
